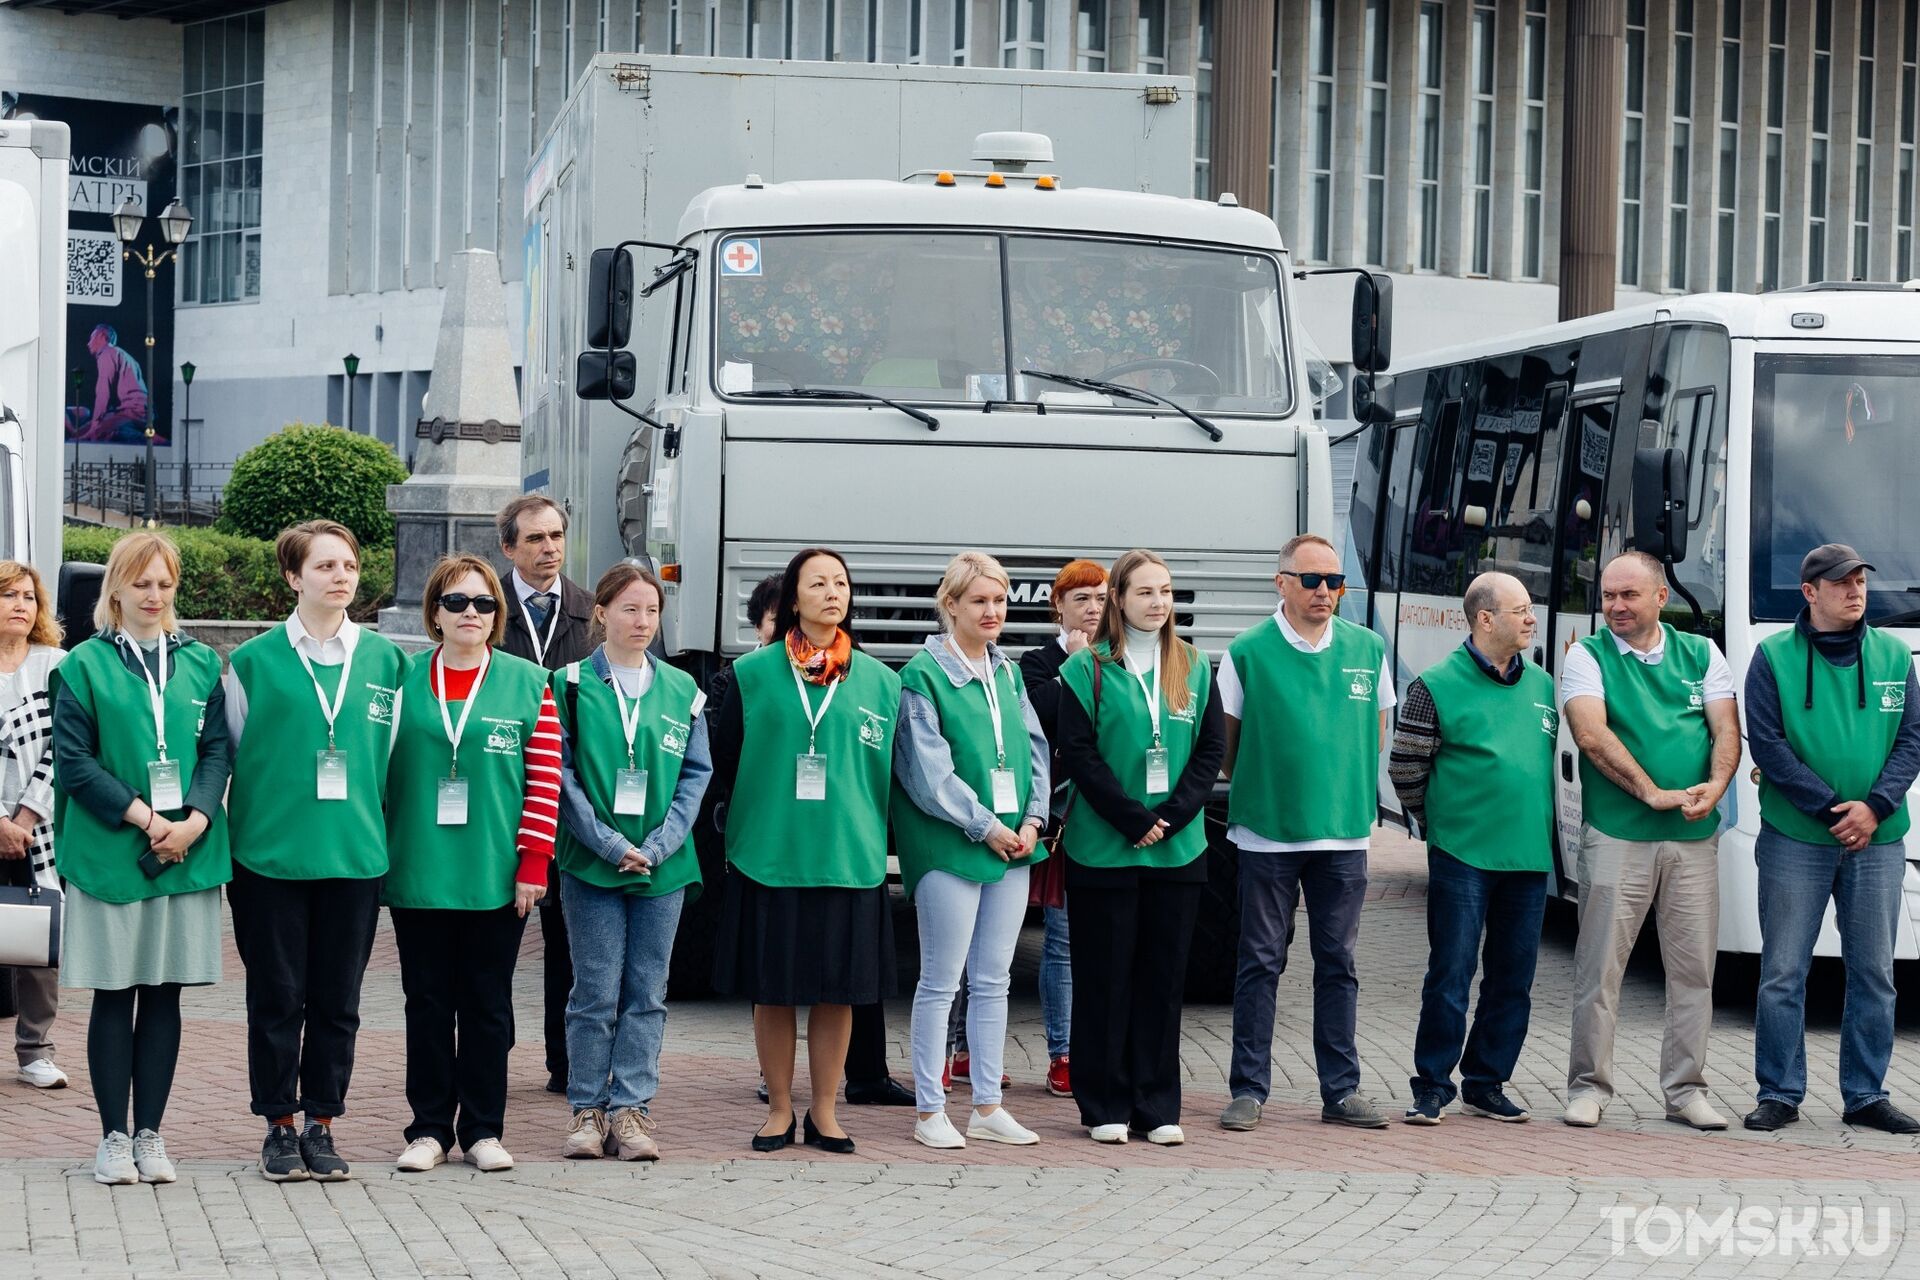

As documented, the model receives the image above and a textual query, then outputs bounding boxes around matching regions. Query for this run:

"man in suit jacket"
[495,495,597,1093]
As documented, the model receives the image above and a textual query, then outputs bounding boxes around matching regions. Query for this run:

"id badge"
[1144,747,1171,795]
[316,750,350,801]
[796,752,828,802]
[147,759,184,811]
[615,768,649,815]
[989,767,1019,815]
[436,777,469,825]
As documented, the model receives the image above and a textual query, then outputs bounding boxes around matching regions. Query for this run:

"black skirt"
[711,869,898,1007]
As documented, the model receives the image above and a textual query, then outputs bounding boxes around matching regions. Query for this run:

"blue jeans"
[911,867,1030,1112]
[560,874,685,1113]
[1753,826,1905,1113]
[1228,846,1369,1106]
[1409,849,1548,1105]
[1040,902,1071,1058]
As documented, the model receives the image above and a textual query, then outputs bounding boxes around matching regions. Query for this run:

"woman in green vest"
[1054,548,1224,1146]
[711,547,901,1155]
[223,519,409,1183]
[894,551,1050,1151]
[386,554,560,1175]
[552,562,711,1164]
[51,532,232,1186]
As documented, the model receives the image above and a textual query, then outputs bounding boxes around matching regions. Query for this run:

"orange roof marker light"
[984,173,1006,188]
[1035,175,1058,190]
[935,171,956,186]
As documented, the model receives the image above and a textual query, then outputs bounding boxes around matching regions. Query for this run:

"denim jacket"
[892,633,1051,842]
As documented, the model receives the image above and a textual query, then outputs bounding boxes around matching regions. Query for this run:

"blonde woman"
[893,552,1050,1150]
[51,533,233,1184]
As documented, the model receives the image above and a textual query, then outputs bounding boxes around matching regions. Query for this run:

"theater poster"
[1,91,177,445]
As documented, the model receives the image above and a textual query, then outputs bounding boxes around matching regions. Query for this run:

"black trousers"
[227,862,382,1119]
[541,859,572,1080]
[391,904,527,1149]
[847,1000,891,1084]
[1068,880,1203,1131]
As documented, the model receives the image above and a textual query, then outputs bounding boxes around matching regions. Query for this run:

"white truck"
[525,56,1391,997]
[0,117,67,571]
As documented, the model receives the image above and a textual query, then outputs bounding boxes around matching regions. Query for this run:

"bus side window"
[1483,381,1568,603]
[1378,411,1420,592]
[1561,399,1615,612]
[1651,325,1732,630]
[1405,396,1467,596]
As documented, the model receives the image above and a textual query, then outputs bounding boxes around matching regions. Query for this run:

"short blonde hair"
[935,551,1011,631]
[0,561,63,647]
[94,532,182,634]
[422,554,508,645]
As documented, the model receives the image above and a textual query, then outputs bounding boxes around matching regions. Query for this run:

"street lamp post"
[179,361,196,518]
[343,353,360,434]
[114,198,193,526]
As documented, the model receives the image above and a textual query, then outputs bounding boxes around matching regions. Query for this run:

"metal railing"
[66,460,232,527]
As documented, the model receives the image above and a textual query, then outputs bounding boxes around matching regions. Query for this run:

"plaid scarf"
[785,626,852,685]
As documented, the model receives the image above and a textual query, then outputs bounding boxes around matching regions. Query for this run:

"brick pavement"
[3,830,1917,1276]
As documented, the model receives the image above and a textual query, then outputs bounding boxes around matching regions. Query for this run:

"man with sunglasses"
[1390,573,1557,1125]
[1216,534,1395,1132]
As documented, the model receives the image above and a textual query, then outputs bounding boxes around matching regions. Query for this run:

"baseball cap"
[1799,543,1875,583]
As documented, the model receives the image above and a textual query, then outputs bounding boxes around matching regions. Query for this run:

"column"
[1778,0,1812,286]
[1638,0,1673,291]
[1557,0,1624,320]
[1211,0,1277,214]
[1687,0,1721,294]
[1273,0,1311,252]
[1437,0,1472,275]
[1383,0,1420,272]
[437,0,472,285]
[1490,0,1524,279]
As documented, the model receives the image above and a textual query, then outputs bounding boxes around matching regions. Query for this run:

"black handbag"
[0,880,62,969]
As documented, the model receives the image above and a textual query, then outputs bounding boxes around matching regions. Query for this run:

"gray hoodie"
[892,633,1051,842]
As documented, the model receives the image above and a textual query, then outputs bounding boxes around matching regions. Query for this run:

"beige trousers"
[1567,826,1719,1110]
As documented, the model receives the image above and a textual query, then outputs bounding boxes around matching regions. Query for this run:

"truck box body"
[0,118,69,568]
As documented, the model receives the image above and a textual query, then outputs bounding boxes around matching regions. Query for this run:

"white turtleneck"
[1121,624,1161,675]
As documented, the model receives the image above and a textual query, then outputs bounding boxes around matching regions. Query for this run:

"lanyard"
[118,634,169,761]
[608,658,650,768]
[520,589,562,665]
[946,638,1007,767]
[1126,645,1163,747]
[295,631,357,752]
[790,662,842,754]
[432,645,490,778]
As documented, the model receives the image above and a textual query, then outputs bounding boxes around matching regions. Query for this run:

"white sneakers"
[966,1107,1039,1146]
[396,1137,446,1172]
[17,1058,67,1089]
[93,1132,137,1185]
[463,1138,515,1171]
[1562,1095,1603,1127]
[913,1112,967,1149]
[1142,1124,1185,1146]
[132,1130,176,1183]
[1089,1123,1130,1144]
[563,1108,609,1159]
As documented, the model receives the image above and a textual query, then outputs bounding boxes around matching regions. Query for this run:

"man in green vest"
[1561,550,1741,1131]
[1742,544,1920,1135]
[1389,572,1557,1124]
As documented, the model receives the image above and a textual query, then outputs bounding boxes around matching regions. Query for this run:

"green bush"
[63,525,394,623]
[217,424,409,549]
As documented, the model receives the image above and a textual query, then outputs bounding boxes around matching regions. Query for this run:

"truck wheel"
[614,427,651,555]
[1183,806,1241,1004]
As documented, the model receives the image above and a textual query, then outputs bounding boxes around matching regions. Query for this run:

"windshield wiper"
[1020,369,1223,442]
[732,387,939,431]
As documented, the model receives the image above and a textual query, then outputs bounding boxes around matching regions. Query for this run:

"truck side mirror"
[576,349,637,401]
[1351,371,1395,425]
[585,246,634,350]
[1631,445,1690,563]
[57,561,105,650]
[1351,272,1392,374]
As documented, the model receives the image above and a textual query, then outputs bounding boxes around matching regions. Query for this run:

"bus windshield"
[713,230,1293,414]
[1750,352,1920,624]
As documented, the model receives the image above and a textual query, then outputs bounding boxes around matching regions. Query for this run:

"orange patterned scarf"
[785,626,852,685]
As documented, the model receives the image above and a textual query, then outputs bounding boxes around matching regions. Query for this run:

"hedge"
[63,525,394,623]
[218,424,410,549]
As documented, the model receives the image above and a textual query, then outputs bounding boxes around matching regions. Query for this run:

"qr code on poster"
[67,231,122,307]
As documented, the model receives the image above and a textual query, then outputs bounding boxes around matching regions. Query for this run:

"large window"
[1810,0,1833,278]
[1901,0,1917,277]
[1669,0,1693,289]
[1764,0,1785,289]
[1718,1,1741,291]
[1076,0,1106,70]
[1854,1,1877,280]
[1307,0,1336,263]
[1470,2,1495,275]
[1001,0,1047,68]
[1417,2,1443,271]
[1195,0,1214,198]
[1362,0,1390,266]
[1136,0,1168,73]
[180,9,264,305]
[1620,0,1646,285]
[1522,0,1548,279]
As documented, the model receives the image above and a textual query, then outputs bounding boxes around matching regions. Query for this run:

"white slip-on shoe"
[1143,1124,1186,1146]
[132,1130,176,1183]
[1665,1096,1730,1131]
[967,1108,1039,1146]
[1562,1095,1603,1127]
[913,1112,967,1150]
[396,1136,446,1172]
[1089,1123,1130,1144]
[464,1138,516,1171]
[17,1058,67,1089]
[94,1131,137,1185]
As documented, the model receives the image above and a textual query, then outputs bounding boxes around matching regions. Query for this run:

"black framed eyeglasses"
[1279,571,1347,591]
[436,593,500,615]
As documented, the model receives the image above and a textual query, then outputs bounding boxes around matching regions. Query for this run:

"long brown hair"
[1096,549,1194,714]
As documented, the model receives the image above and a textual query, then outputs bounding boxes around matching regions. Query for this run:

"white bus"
[1342,283,1920,959]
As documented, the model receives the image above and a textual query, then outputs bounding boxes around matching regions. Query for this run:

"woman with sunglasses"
[385,555,560,1174]
[1054,549,1224,1147]
[553,562,711,1163]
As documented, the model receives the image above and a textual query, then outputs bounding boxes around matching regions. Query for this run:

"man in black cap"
[1743,544,1920,1134]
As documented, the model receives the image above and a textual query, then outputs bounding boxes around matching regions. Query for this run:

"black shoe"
[802,1110,856,1154]
[1404,1089,1447,1126]
[260,1124,309,1182]
[750,1114,796,1153]
[756,1080,770,1104]
[545,1071,566,1095]
[1460,1087,1530,1123]
[1842,1099,1920,1134]
[845,1075,915,1106]
[299,1123,351,1180]
[1742,1099,1801,1131]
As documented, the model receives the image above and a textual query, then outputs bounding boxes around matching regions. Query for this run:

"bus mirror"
[1631,446,1690,563]
[1351,272,1393,374]
[576,349,637,401]
[585,247,634,350]
[57,561,105,650]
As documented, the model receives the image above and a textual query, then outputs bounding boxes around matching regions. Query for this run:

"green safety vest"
[1224,615,1383,844]
[1057,640,1212,870]
[1418,645,1558,873]
[1575,625,1719,842]
[50,635,232,904]
[383,648,549,910]
[724,643,900,888]
[1756,626,1912,846]
[227,623,409,880]
[891,646,1044,896]
[552,657,706,899]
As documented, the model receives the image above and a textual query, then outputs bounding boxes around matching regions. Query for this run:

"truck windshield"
[1750,352,1920,624]
[713,230,1292,414]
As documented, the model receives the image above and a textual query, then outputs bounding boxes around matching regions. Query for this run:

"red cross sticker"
[722,239,761,275]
